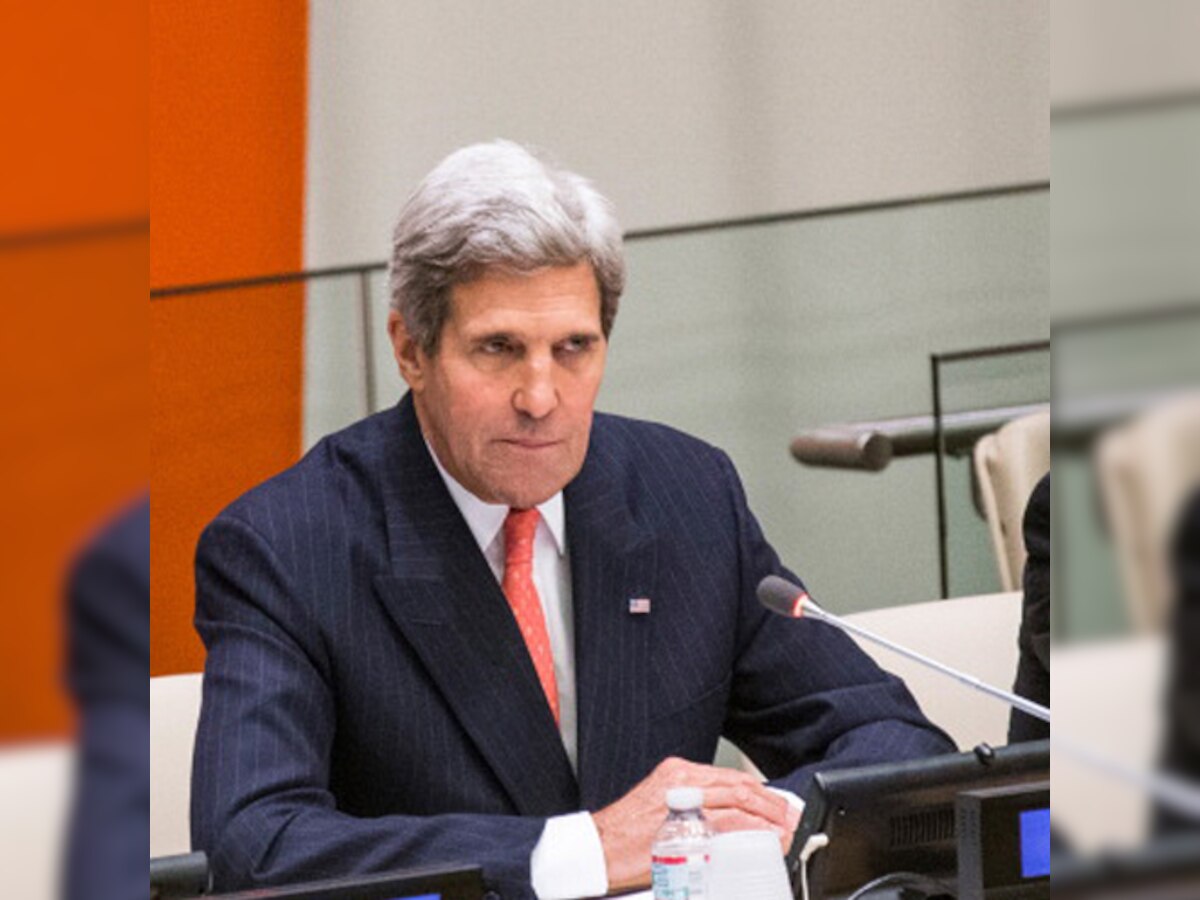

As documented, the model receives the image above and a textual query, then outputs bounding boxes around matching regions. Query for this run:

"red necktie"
[502,508,560,725]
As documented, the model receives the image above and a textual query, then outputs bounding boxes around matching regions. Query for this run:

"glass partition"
[932,345,1050,600]
[303,271,380,449]
[604,189,1050,613]
[1054,306,1200,642]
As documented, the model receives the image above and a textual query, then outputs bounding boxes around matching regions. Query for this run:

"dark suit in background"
[63,496,150,900]
[191,395,954,896]
[1010,473,1050,744]
[1157,486,1200,835]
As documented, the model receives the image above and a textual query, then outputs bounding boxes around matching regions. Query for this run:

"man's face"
[390,261,608,509]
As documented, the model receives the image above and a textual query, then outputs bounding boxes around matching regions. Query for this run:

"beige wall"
[304,0,1047,268]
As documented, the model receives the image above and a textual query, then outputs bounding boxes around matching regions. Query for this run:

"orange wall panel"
[151,287,304,674]
[0,2,147,237]
[0,1,147,741]
[0,234,149,740]
[151,2,308,288]
[151,2,307,676]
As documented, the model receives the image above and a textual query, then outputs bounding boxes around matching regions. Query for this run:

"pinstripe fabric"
[191,394,954,896]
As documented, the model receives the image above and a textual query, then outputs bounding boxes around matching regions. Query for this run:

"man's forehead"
[447,265,603,332]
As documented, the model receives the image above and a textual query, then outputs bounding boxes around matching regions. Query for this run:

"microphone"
[758,576,1200,823]
[756,574,1051,724]
[758,574,819,619]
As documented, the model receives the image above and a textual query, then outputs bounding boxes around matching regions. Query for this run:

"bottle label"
[651,852,709,899]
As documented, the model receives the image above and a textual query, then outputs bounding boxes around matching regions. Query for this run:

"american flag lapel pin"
[628,597,651,615]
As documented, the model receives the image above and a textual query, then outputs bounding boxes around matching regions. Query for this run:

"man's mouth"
[500,438,561,450]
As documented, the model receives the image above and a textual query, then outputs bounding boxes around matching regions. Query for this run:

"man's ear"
[388,310,426,392]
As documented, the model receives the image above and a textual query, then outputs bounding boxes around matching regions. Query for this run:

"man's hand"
[590,756,802,892]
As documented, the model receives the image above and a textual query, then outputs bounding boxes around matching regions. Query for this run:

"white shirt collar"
[424,440,566,558]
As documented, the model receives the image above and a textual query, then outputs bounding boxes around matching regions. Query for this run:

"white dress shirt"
[426,447,608,899]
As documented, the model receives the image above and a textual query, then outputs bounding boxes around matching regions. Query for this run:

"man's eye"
[558,336,595,355]
[480,339,513,355]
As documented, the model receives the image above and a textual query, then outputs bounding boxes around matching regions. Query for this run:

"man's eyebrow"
[561,328,603,340]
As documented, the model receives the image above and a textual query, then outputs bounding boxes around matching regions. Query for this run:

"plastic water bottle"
[651,786,714,899]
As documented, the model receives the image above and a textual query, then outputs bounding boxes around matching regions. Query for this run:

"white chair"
[734,591,1024,779]
[1051,635,1166,851]
[973,412,1050,591]
[1096,392,1200,633]
[841,591,1023,750]
[0,741,73,899]
[150,672,203,858]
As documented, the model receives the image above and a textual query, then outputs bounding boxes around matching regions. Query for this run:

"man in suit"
[1156,485,1200,835]
[192,141,954,898]
[1009,472,1050,744]
[64,496,149,900]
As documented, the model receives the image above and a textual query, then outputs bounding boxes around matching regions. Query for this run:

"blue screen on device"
[1019,808,1051,878]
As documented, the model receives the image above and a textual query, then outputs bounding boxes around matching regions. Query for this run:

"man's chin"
[495,484,564,510]
[490,469,580,510]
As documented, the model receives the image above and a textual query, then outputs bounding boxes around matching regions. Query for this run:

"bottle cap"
[665,786,704,811]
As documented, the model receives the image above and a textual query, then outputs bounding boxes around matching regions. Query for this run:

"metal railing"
[148,181,1048,299]
[790,401,1049,471]
[789,338,1052,599]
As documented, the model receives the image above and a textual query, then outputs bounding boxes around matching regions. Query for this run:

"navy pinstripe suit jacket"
[191,394,953,896]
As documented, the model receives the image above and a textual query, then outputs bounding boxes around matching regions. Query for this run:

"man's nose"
[512,357,558,420]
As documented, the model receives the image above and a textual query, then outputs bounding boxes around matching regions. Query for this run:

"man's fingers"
[658,758,764,789]
[651,759,788,825]
[701,784,792,828]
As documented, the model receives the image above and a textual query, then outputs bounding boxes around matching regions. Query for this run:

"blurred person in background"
[62,496,149,900]
[1009,473,1050,744]
[1156,484,1200,836]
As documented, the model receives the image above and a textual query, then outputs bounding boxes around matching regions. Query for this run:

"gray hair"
[389,140,625,354]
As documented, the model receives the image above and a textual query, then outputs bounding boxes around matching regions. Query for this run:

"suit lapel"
[373,396,578,816]
[567,438,659,810]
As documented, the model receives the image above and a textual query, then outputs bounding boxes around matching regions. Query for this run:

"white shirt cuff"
[766,785,806,817]
[530,811,608,900]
